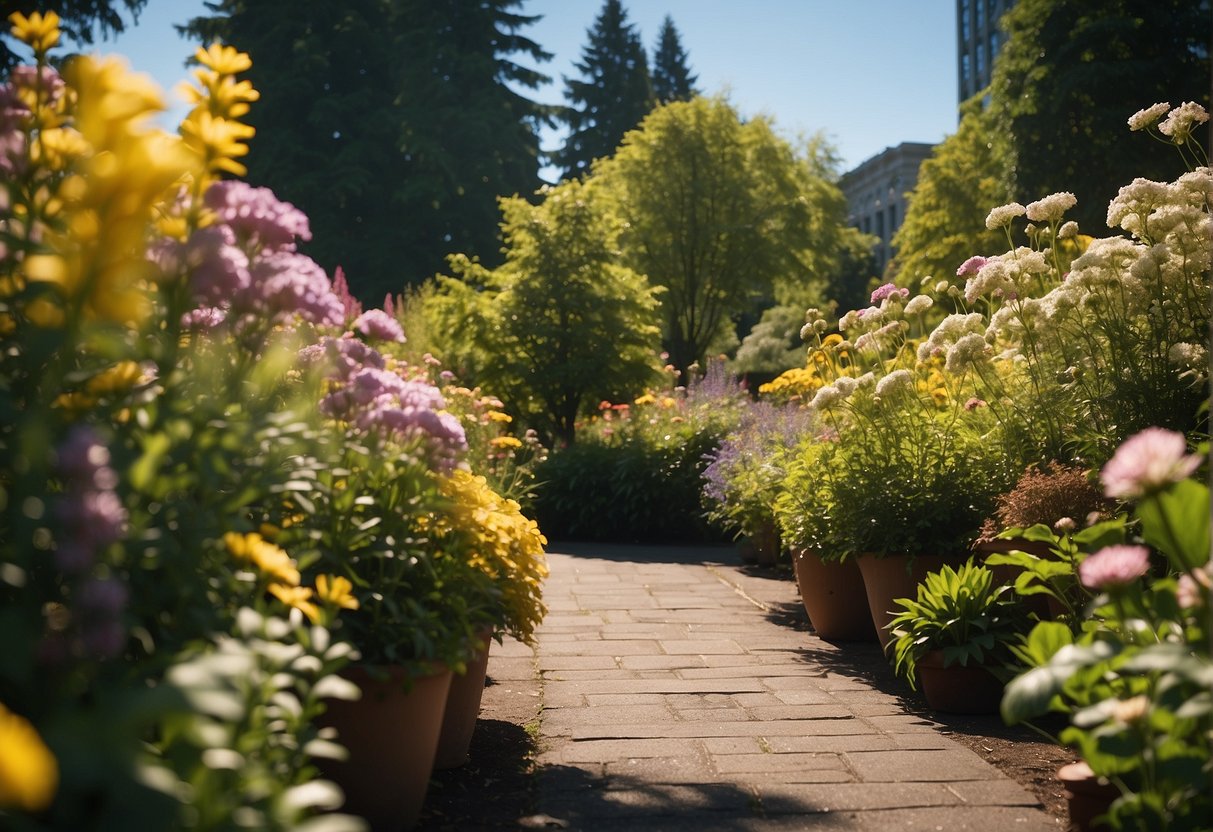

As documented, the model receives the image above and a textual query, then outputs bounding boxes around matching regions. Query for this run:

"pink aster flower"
[353,309,406,343]
[870,283,906,304]
[956,255,989,277]
[1078,545,1150,590]
[205,181,311,252]
[1101,427,1201,500]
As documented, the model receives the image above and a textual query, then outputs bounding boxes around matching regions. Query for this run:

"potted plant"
[887,560,1030,713]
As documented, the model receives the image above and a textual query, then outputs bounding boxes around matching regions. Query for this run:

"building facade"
[839,142,935,276]
[957,0,1016,103]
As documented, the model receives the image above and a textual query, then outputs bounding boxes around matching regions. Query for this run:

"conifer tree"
[553,0,652,180]
[651,15,697,104]
[183,0,551,302]
[0,0,147,71]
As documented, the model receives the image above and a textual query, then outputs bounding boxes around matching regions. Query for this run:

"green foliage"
[437,178,664,446]
[888,560,1030,690]
[184,0,552,300]
[534,367,747,542]
[890,99,1010,289]
[731,305,806,378]
[1001,471,1213,830]
[650,15,696,105]
[989,0,1212,234]
[554,0,653,180]
[597,97,851,373]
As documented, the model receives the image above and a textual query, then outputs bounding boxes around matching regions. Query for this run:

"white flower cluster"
[903,294,934,316]
[874,368,913,399]
[1127,102,1170,132]
[944,332,990,374]
[916,313,985,362]
[985,202,1026,230]
[1158,101,1210,144]
[963,248,1048,304]
[1026,192,1077,223]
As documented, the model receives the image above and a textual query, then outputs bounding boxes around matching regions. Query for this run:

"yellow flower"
[224,532,301,586]
[8,11,60,54]
[822,333,844,347]
[485,410,513,423]
[180,110,255,177]
[489,436,522,449]
[0,701,58,812]
[194,42,253,76]
[85,361,144,395]
[315,575,359,611]
[268,583,320,623]
[633,393,656,406]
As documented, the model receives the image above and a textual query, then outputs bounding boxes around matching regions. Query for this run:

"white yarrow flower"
[1026,192,1077,223]
[874,369,913,398]
[1127,102,1170,131]
[903,294,933,315]
[985,202,1026,230]
[1158,101,1210,144]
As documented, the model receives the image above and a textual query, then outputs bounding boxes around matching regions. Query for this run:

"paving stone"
[675,707,752,722]
[843,748,1001,783]
[540,639,662,656]
[572,719,864,740]
[557,737,704,763]
[537,655,619,671]
[550,678,769,696]
[729,692,789,708]
[713,752,849,775]
[770,690,839,706]
[762,734,901,754]
[665,692,737,709]
[745,704,856,721]
[679,665,829,680]
[620,654,706,670]
[758,781,963,813]
[944,778,1044,806]
[659,639,745,655]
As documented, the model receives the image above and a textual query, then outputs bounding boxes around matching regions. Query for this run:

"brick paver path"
[496,543,1057,831]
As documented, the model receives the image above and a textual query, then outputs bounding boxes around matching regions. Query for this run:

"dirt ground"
[420,561,1079,830]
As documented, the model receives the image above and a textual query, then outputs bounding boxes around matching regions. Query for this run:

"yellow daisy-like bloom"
[8,10,60,54]
[194,42,253,76]
[85,361,144,395]
[315,575,359,611]
[489,436,522,449]
[224,532,301,586]
[180,110,255,178]
[268,583,320,624]
[0,701,58,812]
[633,393,656,406]
[485,410,513,423]
[822,333,844,348]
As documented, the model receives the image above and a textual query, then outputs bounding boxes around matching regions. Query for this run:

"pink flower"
[963,397,986,411]
[1101,427,1201,500]
[1079,545,1150,590]
[353,309,405,343]
[870,283,908,304]
[956,255,989,277]
[205,181,311,251]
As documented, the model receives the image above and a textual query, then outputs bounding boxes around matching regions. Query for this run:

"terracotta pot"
[433,629,493,769]
[318,664,453,831]
[974,538,1053,619]
[739,521,781,566]
[791,549,877,642]
[856,553,952,650]
[1058,761,1118,831]
[916,650,1004,714]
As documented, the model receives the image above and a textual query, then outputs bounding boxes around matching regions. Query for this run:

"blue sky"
[95,0,958,176]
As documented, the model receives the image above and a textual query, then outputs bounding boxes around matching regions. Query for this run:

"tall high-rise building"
[957,0,1016,103]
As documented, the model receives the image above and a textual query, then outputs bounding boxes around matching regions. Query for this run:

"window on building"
[961,53,971,90]
[876,211,885,241]
[863,217,871,234]
[976,42,985,78]
[890,204,898,234]
[976,0,985,31]
[961,3,970,40]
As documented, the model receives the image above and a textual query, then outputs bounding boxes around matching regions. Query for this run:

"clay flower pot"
[434,629,494,769]
[916,651,1004,714]
[319,664,453,830]
[1058,761,1119,831]
[856,553,952,650]
[792,549,877,641]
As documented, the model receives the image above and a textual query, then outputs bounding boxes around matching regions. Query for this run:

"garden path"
[489,543,1058,831]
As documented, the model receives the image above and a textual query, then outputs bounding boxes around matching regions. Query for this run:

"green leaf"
[1135,479,1210,571]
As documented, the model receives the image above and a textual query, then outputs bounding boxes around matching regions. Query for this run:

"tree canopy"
[0,0,146,71]
[433,180,662,445]
[552,0,652,180]
[183,0,551,303]
[595,96,854,373]
[651,15,696,104]
[989,0,1211,234]
[890,99,1011,288]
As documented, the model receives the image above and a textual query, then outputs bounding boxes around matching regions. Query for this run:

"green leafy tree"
[183,0,551,302]
[890,99,1011,288]
[438,180,663,446]
[553,0,652,180]
[651,15,696,104]
[990,0,1211,233]
[0,0,146,71]
[596,96,853,373]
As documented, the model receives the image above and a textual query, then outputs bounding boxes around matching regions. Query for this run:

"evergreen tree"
[651,15,696,104]
[989,0,1211,234]
[183,0,551,302]
[1,0,147,71]
[553,0,652,180]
